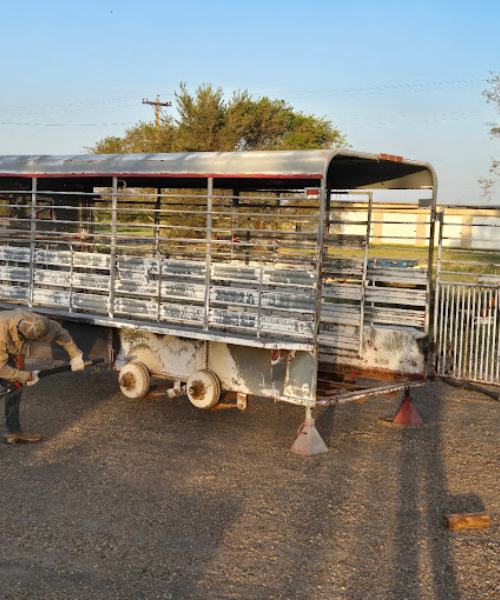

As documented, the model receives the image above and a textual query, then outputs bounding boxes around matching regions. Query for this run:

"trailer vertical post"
[28,176,37,307]
[311,178,328,403]
[359,191,373,356]
[204,177,213,332]
[426,184,438,376]
[432,208,444,376]
[109,176,118,318]
[69,244,74,313]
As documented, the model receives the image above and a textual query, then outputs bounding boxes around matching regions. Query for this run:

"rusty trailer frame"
[0,150,437,413]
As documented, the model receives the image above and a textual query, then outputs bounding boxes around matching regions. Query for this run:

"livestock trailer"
[0,150,437,449]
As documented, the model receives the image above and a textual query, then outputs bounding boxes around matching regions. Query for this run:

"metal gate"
[434,205,500,384]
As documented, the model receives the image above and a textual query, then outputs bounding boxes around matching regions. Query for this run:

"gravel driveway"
[0,363,499,599]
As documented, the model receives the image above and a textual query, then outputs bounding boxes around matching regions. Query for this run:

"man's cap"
[17,314,48,340]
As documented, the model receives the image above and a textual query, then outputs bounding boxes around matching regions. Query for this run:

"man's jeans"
[1,377,22,434]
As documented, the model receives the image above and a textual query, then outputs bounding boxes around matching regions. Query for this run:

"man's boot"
[3,432,43,445]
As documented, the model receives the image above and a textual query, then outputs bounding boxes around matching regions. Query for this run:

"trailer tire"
[118,361,150,400]
[186,369,221,409]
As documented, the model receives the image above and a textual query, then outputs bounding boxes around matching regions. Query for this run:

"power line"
[0,121,135,127]
[244,78,488,99]
[0,77,491,129]
[0,104,138,118]
[0,77,488,118]
[338,111,491,126]
[0,110,490,129]
[0,96,141,113]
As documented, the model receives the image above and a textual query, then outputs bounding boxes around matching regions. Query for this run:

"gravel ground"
[0,362,499,600]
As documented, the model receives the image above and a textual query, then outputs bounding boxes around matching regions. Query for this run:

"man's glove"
[71,353,85,372]
[26,371,40,386]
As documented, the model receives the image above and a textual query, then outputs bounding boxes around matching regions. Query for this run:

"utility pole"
[142,95,172,247]
[142,95,172,138]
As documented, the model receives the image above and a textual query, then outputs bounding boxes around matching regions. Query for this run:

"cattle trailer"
[0,150,437,450]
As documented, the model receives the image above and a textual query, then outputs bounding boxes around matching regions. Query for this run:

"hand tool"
[0,358,105,397]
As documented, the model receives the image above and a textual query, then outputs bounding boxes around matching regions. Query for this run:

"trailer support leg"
[290,406,328,456]
[392,388,424,426]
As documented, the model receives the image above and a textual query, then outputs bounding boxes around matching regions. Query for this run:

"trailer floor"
[0,365,499,599]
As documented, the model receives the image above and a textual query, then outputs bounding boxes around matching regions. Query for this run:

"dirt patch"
[1,365,499,599]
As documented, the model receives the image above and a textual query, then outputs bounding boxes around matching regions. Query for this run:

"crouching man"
[0,310,84,445]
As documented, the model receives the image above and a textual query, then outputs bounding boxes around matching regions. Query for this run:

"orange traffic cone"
[393,391,424,426]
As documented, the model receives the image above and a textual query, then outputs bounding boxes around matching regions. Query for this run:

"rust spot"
[119,372,136,391]
[188,379,206,401]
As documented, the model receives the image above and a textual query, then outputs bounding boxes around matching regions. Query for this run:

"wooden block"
[442,513,490,530]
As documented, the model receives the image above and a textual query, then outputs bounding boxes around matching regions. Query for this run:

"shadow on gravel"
[393,389,464,600]
[315,405,338,442]
[19,365,116,441]
[0,388,242,599]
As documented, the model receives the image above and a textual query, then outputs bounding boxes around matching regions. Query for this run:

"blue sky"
[0,0,498,204]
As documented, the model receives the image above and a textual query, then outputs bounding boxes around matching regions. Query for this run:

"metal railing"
[434,206,500,384]
[0,182,321,350]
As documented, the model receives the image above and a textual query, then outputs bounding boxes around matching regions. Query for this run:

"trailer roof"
[0,149,436,190]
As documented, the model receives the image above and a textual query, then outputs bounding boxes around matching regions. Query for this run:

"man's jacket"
[0,310,81,383]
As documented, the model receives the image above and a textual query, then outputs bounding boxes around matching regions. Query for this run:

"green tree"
[482,72,500,195]
[91,119,177,154]
[88,83,347,154]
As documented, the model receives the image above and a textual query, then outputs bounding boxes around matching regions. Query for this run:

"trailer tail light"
[305,187,320,198]
[380,153,403,162]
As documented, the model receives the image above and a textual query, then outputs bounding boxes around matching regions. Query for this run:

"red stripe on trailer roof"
[0,172,324,179]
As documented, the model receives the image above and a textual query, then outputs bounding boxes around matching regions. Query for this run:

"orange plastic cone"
[393,393,424,426]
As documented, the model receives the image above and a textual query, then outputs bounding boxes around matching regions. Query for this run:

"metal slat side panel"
[364,288,427,307]
[0,185,321,349]
[0,248,30,262]
[319,199,433,372]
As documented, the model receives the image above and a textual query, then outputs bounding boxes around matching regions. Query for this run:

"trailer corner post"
[426,181,439,378]
[430,204,443,378]
[311,180,328,404]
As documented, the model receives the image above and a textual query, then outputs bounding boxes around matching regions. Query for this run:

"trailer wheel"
[118,361,150,400]
[186,369,221,409]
